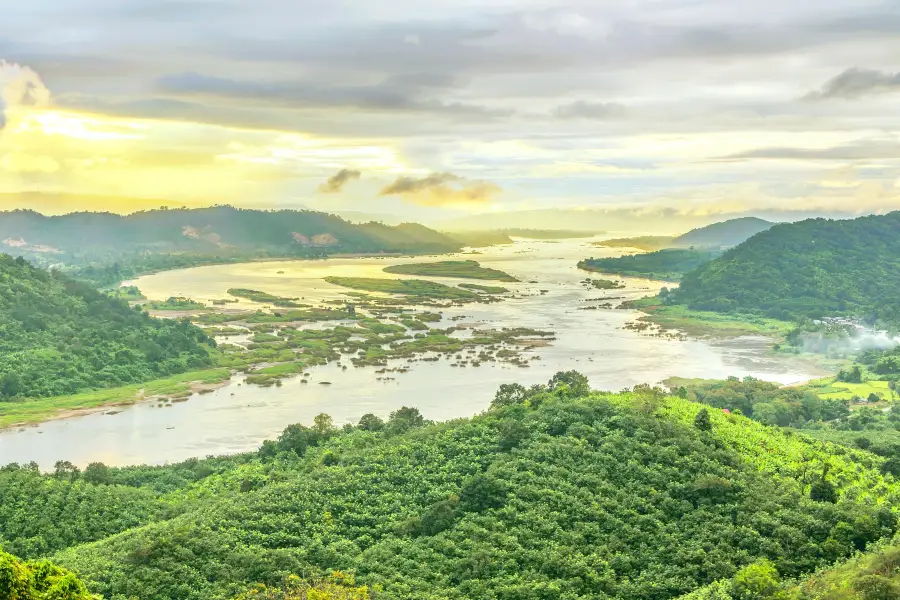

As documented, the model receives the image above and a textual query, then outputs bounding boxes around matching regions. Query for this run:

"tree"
[694,408,712,432]
[387,406,425,434]
[460,474,508,512]
[548,370,590,397]
[313,413,335,436]
[357,413,385,432]
[492,383,528,408]
[731,560,784,599]
[53,461,80,481]
[83,462,111,485]
[810,480,838,503]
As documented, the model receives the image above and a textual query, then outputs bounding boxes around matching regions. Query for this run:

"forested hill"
[0,206,463,262]
[0,254,215,399]
[671,212,900,322]
[672,217,774,249]
[1,376,893,599]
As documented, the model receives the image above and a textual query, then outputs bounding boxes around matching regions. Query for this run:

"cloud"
[722,140,900,161]
[805,67,900,100]
[553,101,628,120]
[318,168,361,193]
[379,172,500,206]
[0,60,51,129]
[156,72,511,119]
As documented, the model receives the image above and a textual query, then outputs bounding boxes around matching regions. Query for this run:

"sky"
[1,0,899,223]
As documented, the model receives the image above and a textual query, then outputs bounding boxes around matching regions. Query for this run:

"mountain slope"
[672,217,774,249]
[0,206,463,262]
[41,383,898,600]
[672,212,900,322]
[0,254,215,399]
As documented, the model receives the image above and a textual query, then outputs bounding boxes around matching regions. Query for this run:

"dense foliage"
[671,212,900,323]
[0,547,94,600]
[0,255,215,400]
[0,377,890,600]
[578,249,721,281]
[672,377,850,428]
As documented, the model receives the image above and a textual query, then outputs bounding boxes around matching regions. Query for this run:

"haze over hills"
[0,206,463,263]
[672,217,774,249]
[672,212,900,322]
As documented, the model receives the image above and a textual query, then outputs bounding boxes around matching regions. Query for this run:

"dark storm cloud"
[805,67,900,100]
[318,169,362,194]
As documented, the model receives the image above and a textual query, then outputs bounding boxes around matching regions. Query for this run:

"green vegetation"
[0,368,231,429]
[382,260,518,282]
[145,296,208,311]
[671,212,900,323]
[0,378,892,599]
[457,283,509,294]
[592,236,676,251]
[786,539,900,599]
[324,277,480,302]
[667,376,851,427]
[0,254,215,402]
[625,296,795,337]
[108,285,145,301]
[579,248,721,281]
[585,278,625,290]
[227,288,304,307]
[0,547,93,599]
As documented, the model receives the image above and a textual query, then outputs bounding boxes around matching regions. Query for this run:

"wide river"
[0,237,820,469]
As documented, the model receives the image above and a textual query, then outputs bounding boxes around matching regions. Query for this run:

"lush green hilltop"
[0,254,215,400]
[2,375,896,599]
[671,212,900,322]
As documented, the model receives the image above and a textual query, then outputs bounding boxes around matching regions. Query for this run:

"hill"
[671,212,900,322]
[0,376,892,599]
[0,207,463,283]
[0,547,93,599]
[578,248,722,281]
[0,254,215,399]
[672,217,774,249]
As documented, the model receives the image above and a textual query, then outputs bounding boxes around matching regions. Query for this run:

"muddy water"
[0,238,819,468]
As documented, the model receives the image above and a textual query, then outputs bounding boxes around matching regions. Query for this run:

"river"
[0,237,819,469]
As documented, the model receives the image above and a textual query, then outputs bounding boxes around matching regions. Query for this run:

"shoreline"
[0,369,233,432]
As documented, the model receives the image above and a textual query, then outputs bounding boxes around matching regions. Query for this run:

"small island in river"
[383,260,519,282]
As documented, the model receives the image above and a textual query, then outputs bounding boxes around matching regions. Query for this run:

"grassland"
[324,276,481,301]
[382,260,518,282]
[458,283,510,294]
[625,295,795,338]
[226,288,304,307]
[0,368,232,429]
[803,378,895,402]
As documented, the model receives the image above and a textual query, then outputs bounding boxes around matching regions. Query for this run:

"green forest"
[578,249,721,281]
[671,212,900,323]
[2,374,899,599]
[0,254,215,400]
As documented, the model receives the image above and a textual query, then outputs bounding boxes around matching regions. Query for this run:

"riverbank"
[624,295,795,338]
[0,368,232,430]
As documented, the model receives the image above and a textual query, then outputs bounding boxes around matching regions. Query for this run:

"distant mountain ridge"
[672,212,900,322]
[672,217,774,249]
[0,206,463,262]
